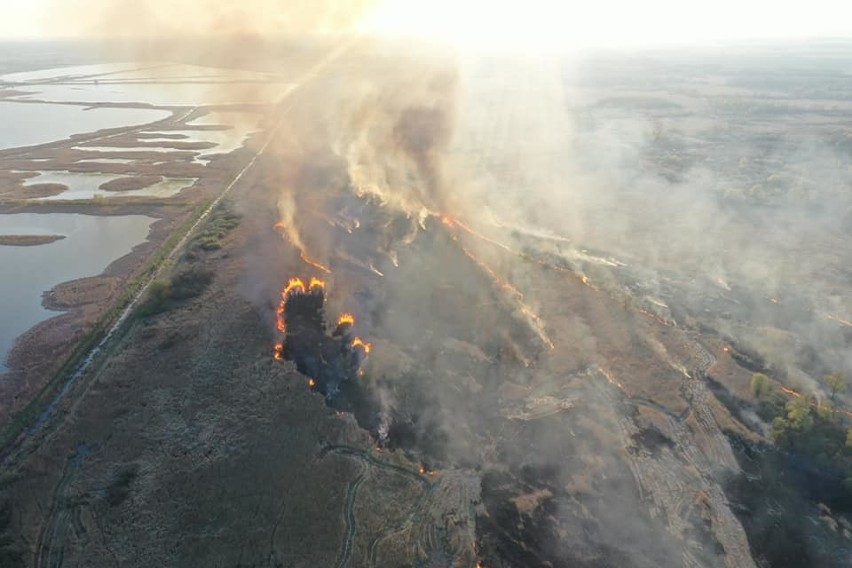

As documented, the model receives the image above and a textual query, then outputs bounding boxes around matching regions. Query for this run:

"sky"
[1,0,851,51]
[360,0,852,51]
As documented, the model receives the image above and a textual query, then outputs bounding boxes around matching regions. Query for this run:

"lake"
[0,101,170,151]
[0,213,155,370]
[2,62,291,106]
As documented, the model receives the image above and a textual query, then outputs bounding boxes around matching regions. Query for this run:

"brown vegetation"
[99,176,162,192]
[20,183,66,198]
[0,234,65,246]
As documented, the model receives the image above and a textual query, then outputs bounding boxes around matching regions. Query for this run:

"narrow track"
[334,465,367,568]
[320,445,432,489]
[320,444,434,567]
[34,444,91,568]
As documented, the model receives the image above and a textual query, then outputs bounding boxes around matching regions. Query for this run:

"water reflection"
[0,213,154,370]
[0,102,170,151]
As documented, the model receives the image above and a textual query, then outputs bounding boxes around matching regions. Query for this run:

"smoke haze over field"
[239,41,852,563]
[257,43,852,564]
[22,2,852,564]
[50,0,378,39]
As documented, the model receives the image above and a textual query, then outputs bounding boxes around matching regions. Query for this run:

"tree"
[785,395,814,431]
[825,372,847,402]
[817,400,835,421]
[750,372,772,398]
[771,416,791,444]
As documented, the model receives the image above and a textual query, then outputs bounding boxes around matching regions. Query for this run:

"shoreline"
[0,209,178,425]
[0,99,263,434]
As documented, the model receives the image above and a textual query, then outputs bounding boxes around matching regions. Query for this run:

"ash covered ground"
[2,37,852,568]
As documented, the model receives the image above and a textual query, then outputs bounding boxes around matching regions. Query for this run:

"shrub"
[137,280,173,316]
[105,465,138,507]
[137,268,213,317]
[750,372,771,398]
[170,268,214,300]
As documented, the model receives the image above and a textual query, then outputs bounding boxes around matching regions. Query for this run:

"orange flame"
[275,303,286,333]
[441,214,515,255]
[460,246,523,299]
[439,212,574,276]
[637,307,671,327]
[770,297,778,304]
[283,277,306,297]
[273,275,374,384]
[778,384,852,417]
[781,386,801,398]
[300,251,331,274]
[722,346,731,353]
[439,216,557,350]
[521,306,556,350]
[272,219,331,274]
[458,244,556,349]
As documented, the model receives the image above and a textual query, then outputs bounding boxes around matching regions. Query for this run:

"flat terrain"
[1,40,851,568]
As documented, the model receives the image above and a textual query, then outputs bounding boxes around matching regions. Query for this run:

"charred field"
[1,39,852,568]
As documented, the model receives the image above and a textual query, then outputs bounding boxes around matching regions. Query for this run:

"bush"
[170,268,214,300]
[137,280,173,316]
[188,202,241,254]
[137,268,213,317]
[751,372,771,398]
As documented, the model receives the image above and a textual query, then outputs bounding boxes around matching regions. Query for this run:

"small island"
[0,234,66,246]
[99,176,162,192]
[24,182,67,198]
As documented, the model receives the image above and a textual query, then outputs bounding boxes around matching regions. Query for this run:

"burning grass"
[272,276,372,397]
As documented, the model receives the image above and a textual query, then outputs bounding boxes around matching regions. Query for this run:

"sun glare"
[361,0,852,53]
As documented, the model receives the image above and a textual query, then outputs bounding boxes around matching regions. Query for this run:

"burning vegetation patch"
[273,277,371,397]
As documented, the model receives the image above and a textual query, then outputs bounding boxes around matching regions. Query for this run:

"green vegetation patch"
[752,372,852,506]
[138,201,240,317]
[187,201,241,254]
[138,266,214,317]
